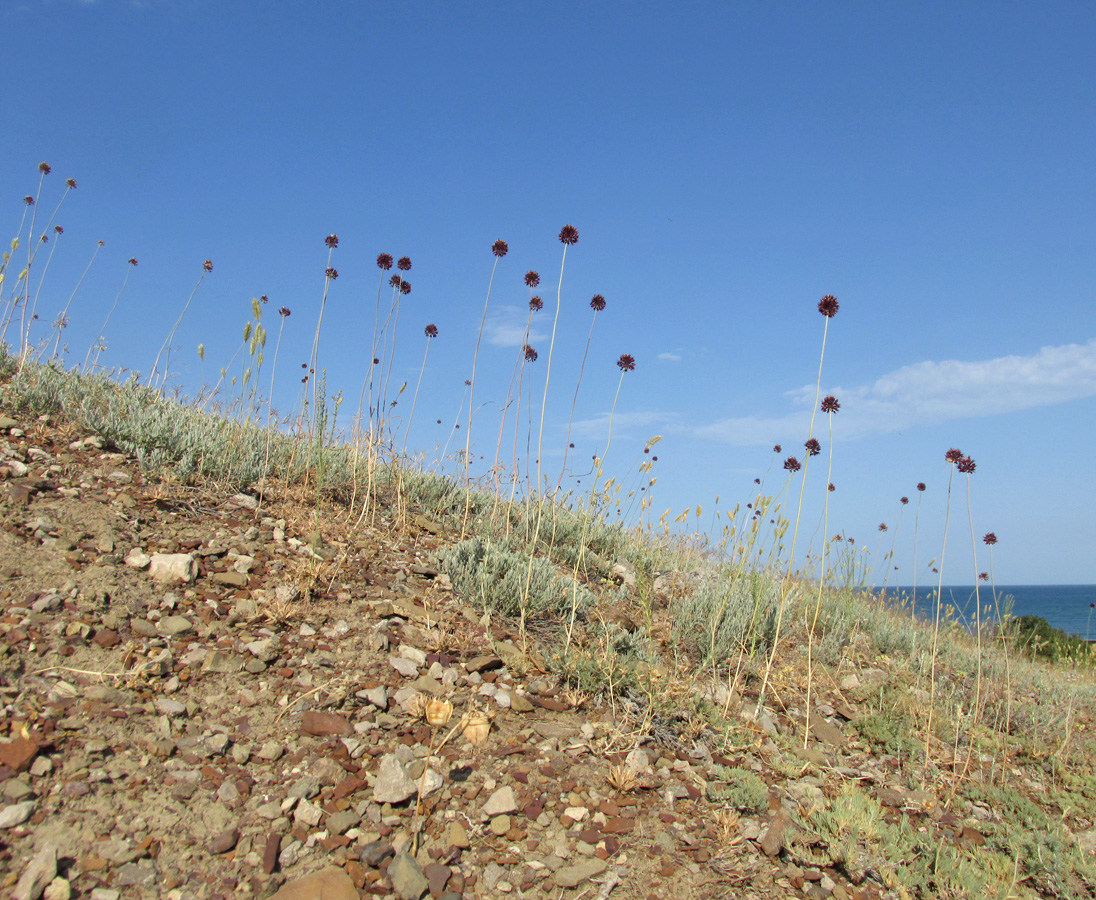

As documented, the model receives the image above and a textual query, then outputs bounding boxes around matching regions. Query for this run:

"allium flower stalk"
[403,323,439,454]
[306,237,340,421]
[558,293,609,490]
[462,239,509,536]
[149,257,213,389]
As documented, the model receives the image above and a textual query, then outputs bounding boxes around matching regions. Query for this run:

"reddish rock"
[333,774,366,800]
[262,833,281,874]
[208,827,239,855]
[601,816,635,834]
[532,697,568,712]
[423,862,451,897]
[301,710,351,736]
[0,738,38,772]
[92,628,121,649]
[760,807,792,857]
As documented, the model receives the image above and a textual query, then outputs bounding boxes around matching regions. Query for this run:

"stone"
[294,799,323,827]
[208,828,239,855]
[373,754,417,804]
[115,860,158,888]
[43,879,71,900]
[388,851,429,900]
[155,615,194,637]
[268,866,357,900]
[482,785,517,816]
[326,810,360,834]
[262,833,281,874]
[124,549,151,569]
[423,863,451,897]
[0,800,36,828]
[360,685,387,709]
[510,692,534,713]
[360,839,395,867]
[554,857,607,888]
[300,710,350,736]
[760,807,792,857]
[0,738,38,772]
[14,842,56,900]
[148,553,196,583]
[246,638,280,662]
[389,657,419,677]
[154,697,187,717]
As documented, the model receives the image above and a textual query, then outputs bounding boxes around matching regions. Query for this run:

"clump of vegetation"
[706,765,768,810]
[1007,614,1096,665]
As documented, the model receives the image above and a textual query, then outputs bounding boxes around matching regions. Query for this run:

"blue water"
[871,585,1096,639]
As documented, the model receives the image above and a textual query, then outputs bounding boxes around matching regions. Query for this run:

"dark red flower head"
[957,456,976,474]
[325,266,338,279]
[389,274,402,287]
[128,257,138,266]
[783,456,801,473]
[66,178,76,189]
[203,259,213,272]
[821,395,840,413]
[529,296,543,312]
[524,270,540,287]
[23,196,33,206]
[397,256,412,271]
[590,294,606,312]
[828,483,835,491]
[400,280,410,294]
[878,523,888,532]
[817,294,839,317]
[773,444,782,453]
[279,306,291,317]
[983,532,997,545]
[804,438,821,456]
[38,162,51,174]
[259,294,268,303]
[424,324,438,338]
[559,224,579,245]
[324,234,339,249]
[945,448,963,464]
[377,253,393,270]
[979,572,989,581]
[492,239,508,258]
[54,225,63,234]
[616,353,636,372]
[523,344,538,361]
[900,496,909,505]
[917,482,926,491]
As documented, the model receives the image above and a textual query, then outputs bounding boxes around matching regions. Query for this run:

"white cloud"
[694,338,1096,445]
[658,350,682,362]
[484,306,545,347]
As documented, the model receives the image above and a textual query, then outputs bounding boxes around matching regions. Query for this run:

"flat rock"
[373,754,417,804]
[300,710,350,736]
[269,866,357,900]
[208,827,239,855]
[0,738,39,772]
[148,553,196,583]
[482,785,517,816]
[388,851,429,900]
[14,842,56,900]
[156,615,194,636]
[554,857,607,888]
[0,800,36,828]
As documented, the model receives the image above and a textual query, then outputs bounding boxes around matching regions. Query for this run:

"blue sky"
[3,1,1095,585]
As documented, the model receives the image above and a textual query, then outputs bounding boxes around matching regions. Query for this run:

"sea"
[870,585,1096,640]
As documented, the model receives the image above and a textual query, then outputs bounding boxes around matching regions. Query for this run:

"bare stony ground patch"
[1,408,1095,900]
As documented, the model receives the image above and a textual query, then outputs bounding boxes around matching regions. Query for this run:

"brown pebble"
[300,710,351,736]
[262,832,281,874]
[209,827,240,855]
[0,737,38,772]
